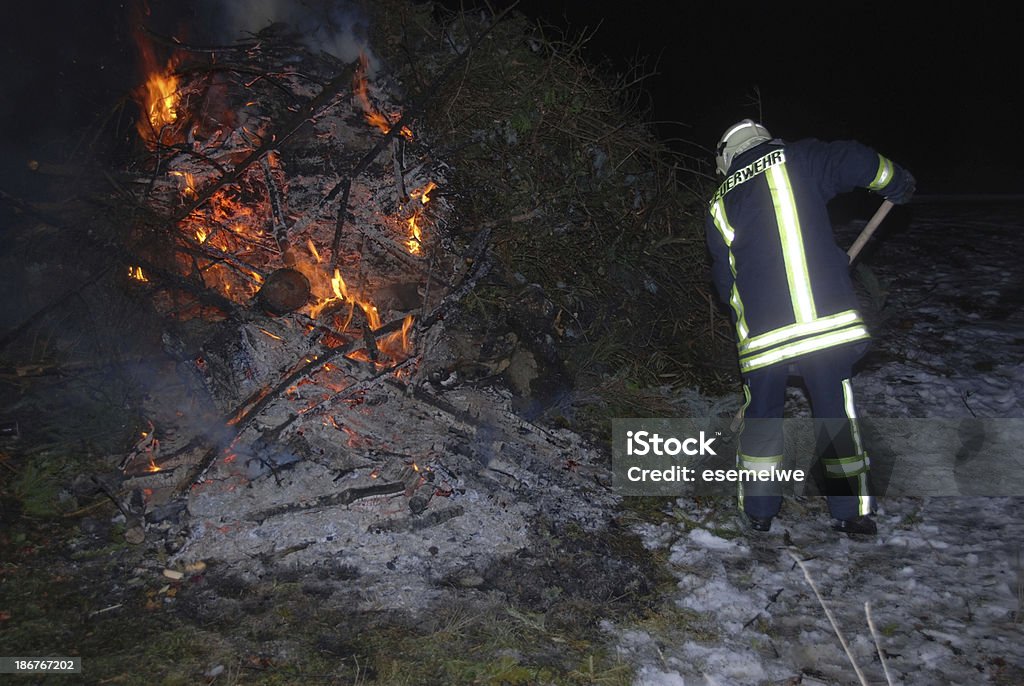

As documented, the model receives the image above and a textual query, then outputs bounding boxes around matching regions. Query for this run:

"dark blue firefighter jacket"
[705,138,913,373]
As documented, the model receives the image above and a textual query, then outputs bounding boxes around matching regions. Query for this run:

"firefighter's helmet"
[715,119,772,175]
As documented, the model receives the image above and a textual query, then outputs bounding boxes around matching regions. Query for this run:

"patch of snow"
[612,202,1024,685]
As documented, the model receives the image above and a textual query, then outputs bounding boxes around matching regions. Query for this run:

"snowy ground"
[614,200,1024,685]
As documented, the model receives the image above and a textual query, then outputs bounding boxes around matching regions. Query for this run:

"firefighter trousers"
[738,346,873,522]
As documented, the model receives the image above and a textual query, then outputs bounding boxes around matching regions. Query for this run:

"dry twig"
[788,549,870,686]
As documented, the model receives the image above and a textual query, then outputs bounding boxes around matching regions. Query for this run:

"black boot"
[833,515,877,536]
[747,515,773,532]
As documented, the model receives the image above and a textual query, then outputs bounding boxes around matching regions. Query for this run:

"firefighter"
[705,119,914,534]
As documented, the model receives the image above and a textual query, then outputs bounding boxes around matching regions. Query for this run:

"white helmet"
[715,119,772,175]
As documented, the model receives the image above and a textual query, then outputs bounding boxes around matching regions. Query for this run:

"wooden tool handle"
[847,200,894,263]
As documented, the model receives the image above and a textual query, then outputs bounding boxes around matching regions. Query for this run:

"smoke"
[207,0,379,72]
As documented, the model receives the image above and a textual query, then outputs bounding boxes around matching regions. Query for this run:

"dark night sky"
[0,1,1019,193]
[506,1,1020,194]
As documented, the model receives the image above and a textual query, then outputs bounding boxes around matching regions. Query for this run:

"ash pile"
[111,15,616,608]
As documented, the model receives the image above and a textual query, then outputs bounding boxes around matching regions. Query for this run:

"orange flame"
[411,181,437,204]
[360,301,381,330]
[133,27,182,148]
[129,266,149,282]
[352,53,413,140]
[407,211,423,255]
[331,269,349,300]
[307,239,322,263]
[373,314,415,360]
[170,170,197,199]
[405,182,437,254]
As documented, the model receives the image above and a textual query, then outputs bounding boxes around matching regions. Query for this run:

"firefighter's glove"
[884,169,916,205]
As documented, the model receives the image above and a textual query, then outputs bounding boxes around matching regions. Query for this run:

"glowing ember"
[128,266,149,282]
[195,227,208,243]
[258,327,284,341]
[352,53,413,140]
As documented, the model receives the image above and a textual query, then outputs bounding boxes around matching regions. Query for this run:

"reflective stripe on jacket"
[705,138,905,373]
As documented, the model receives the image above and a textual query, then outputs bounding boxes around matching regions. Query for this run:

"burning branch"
[259,153,293,263]
[352,52,413,141]
[175,314,416,495]
[173,61,359,226]
[325,3,520,270]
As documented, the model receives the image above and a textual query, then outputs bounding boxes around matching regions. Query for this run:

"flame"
[309,268,357,321]
[129,266,149,282]
[176,185,266,303]
[147,457,162,473]
[399,314,414,351]
[133,27,181,148]
[375,314,415,359]
[137,64,180,145]
[411,181,437,204]
[170,170,197,199]
[331,269,348,300]
[307,239,322,263]
[352,53,413,140]
[360,301,381,330]
[405,183,437,254]
[407,211,423,255]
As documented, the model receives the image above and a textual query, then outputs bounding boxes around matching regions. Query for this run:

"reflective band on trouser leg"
[842,378,873,516]
[823,455,869,477]
[736,383,752,514]
[738,453,784,516]
[737,414,784,519]
[739,454,784,472]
